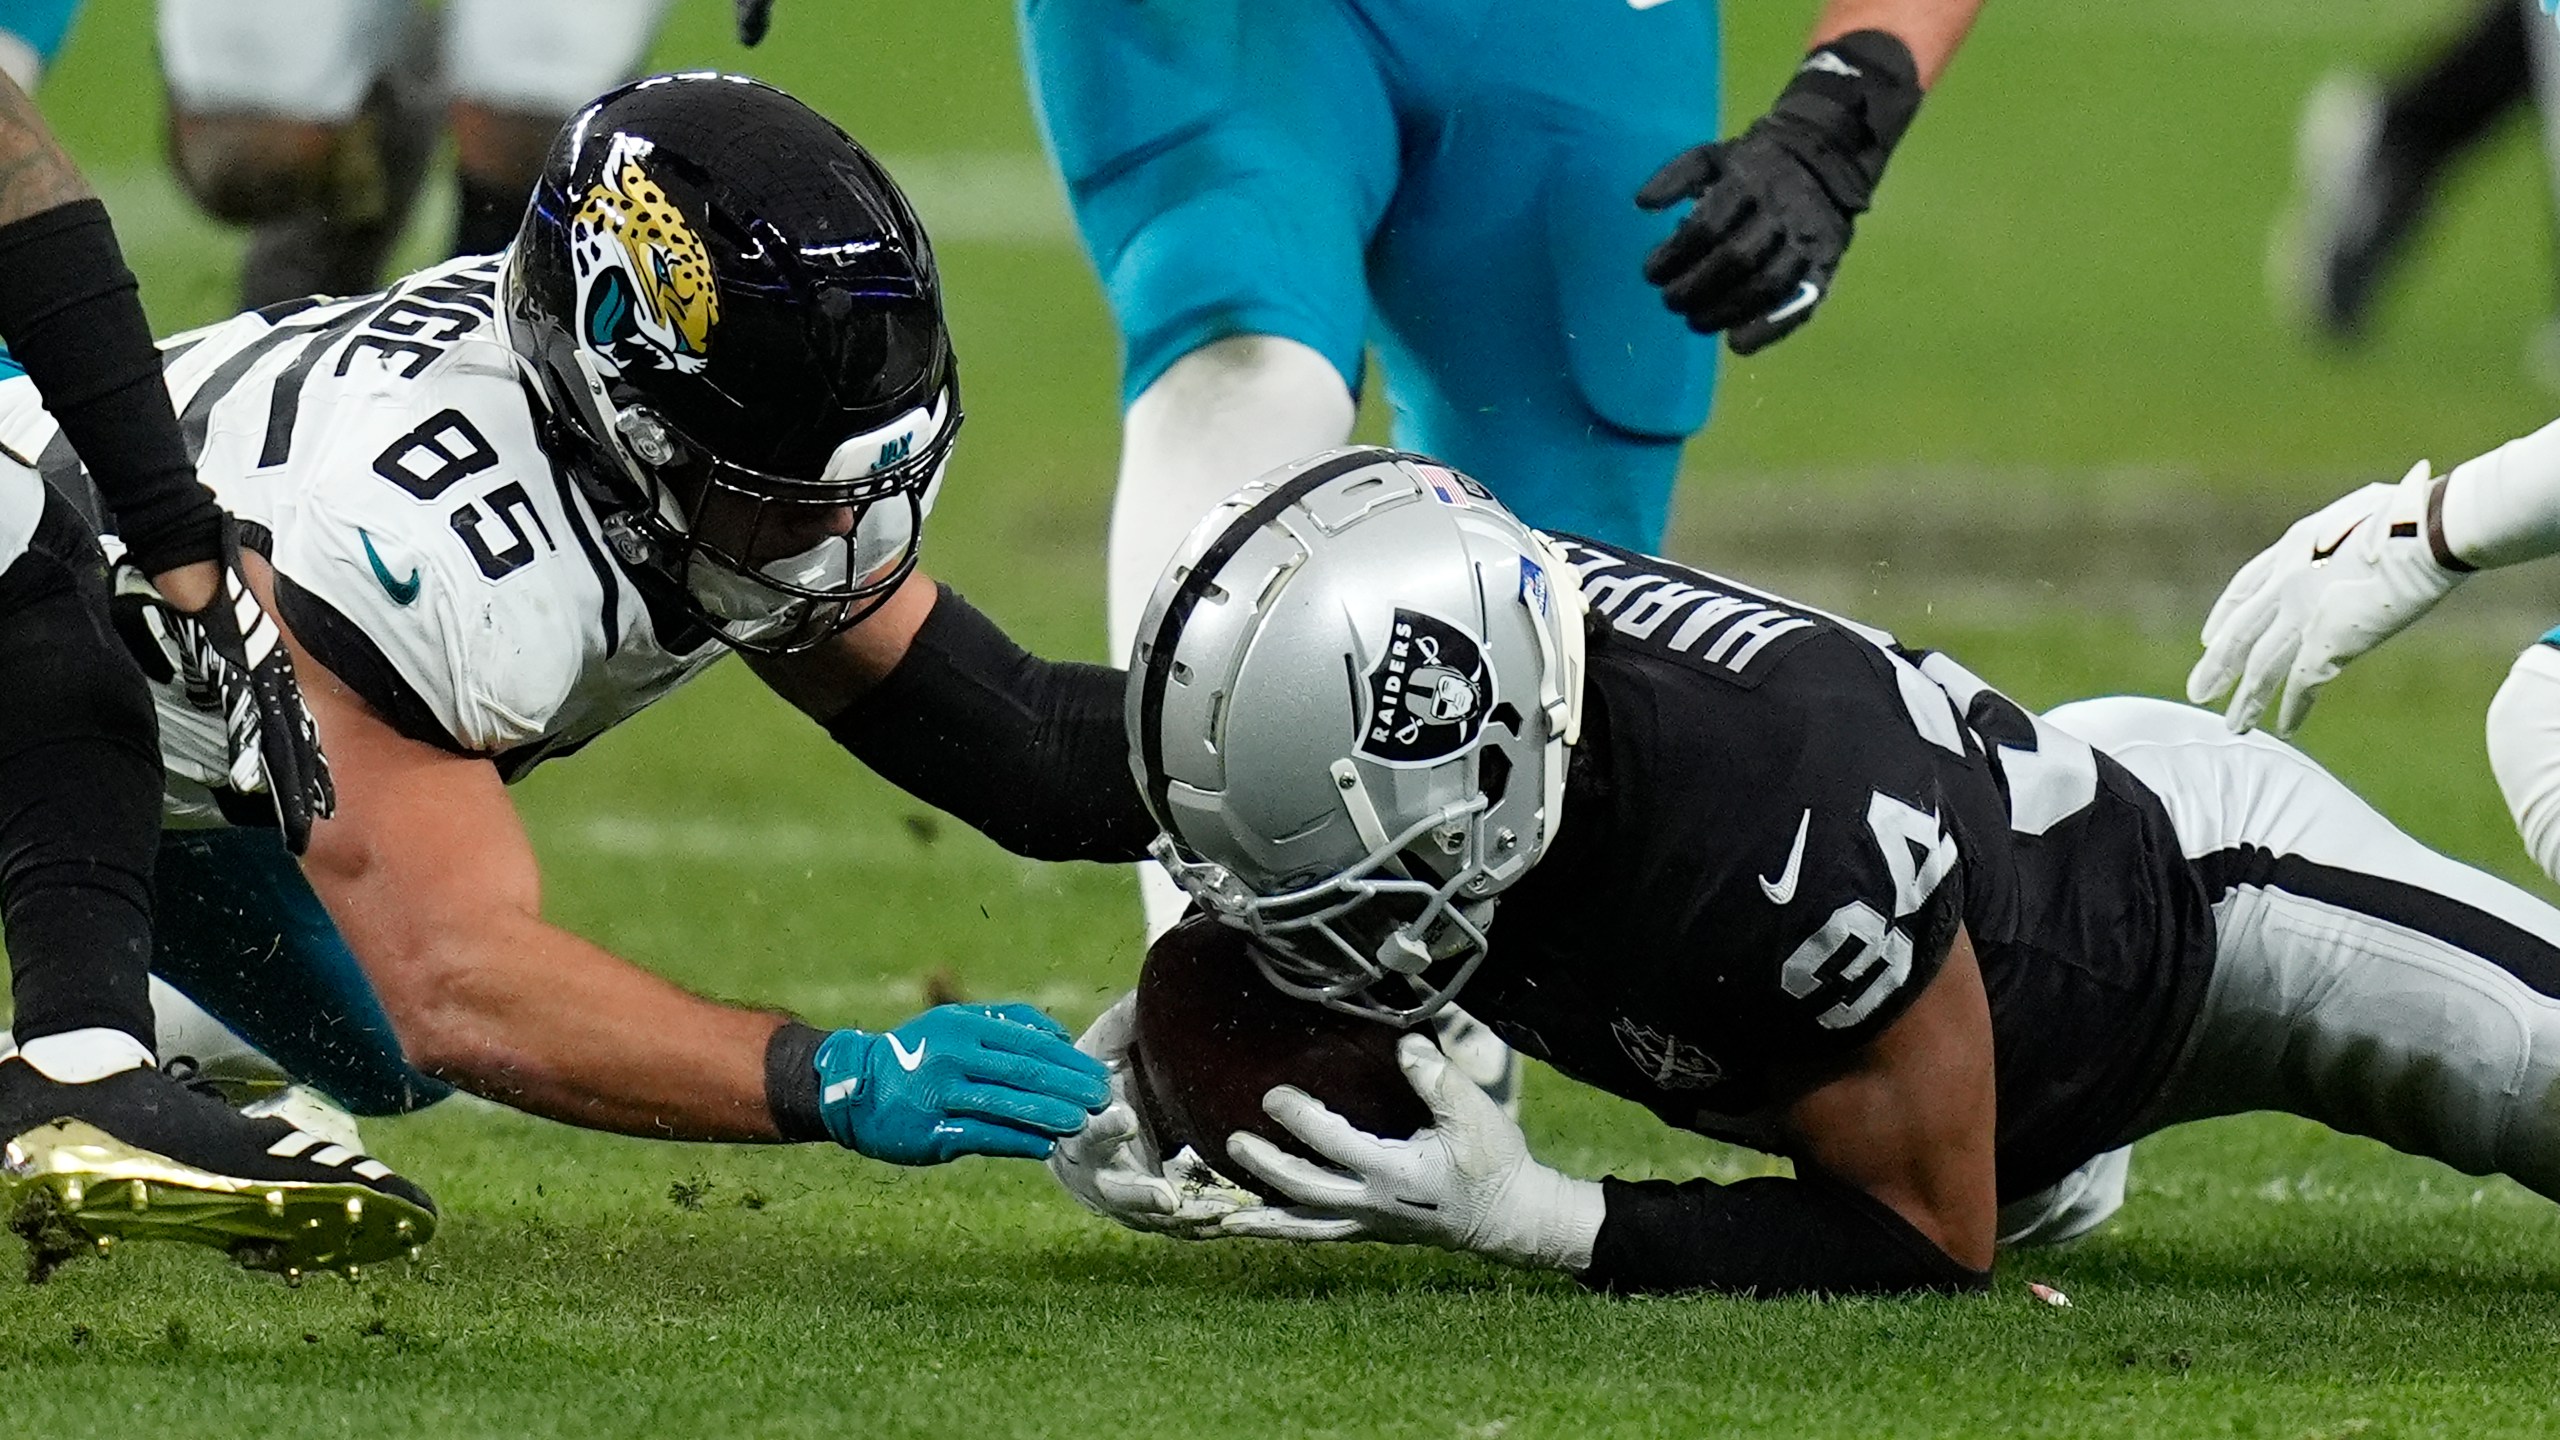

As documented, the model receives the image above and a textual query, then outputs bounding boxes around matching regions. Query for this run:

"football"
[1128,914,1431,1191]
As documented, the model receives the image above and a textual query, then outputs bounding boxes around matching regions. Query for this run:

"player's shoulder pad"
[268,356,610,753]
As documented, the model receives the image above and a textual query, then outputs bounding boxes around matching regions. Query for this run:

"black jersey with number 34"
[1469,539,2218,1202]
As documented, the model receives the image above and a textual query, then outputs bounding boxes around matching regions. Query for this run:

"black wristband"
[1763,30,1925,214]
[1580,1172,1989,1297]
[0,201,222,575]
[825,585,1158,863]
[765,1021,831,1142]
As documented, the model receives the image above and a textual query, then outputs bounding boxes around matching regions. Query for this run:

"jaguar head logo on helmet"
[501,72,961,655]
[1128,448,1588,1026]
[568,133,721,378]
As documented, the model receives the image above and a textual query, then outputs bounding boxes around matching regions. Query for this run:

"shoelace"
[157,1055,232,1105]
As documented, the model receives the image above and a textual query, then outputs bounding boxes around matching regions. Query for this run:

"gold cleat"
[2,1120,436,1283]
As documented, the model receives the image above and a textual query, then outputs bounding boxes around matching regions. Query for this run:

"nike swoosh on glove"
[158,516,335,853]
[1218,1034,1605,1273]
[1045,992,1260,1237]
[814,1003,1111,1165]
[2189,460,2469,736]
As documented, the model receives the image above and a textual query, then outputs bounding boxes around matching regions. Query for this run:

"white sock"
[1108,335,1355,942]
[17,1028,153,1084]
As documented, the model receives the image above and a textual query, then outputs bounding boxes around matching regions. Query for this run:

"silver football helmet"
[1126,448,1588,1025]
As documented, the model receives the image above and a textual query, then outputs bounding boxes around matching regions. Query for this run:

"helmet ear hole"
[1488,701,1524,736]
[1477,744,1513,809]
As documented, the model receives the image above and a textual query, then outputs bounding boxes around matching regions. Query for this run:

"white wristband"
[1487,1167,1608,1273]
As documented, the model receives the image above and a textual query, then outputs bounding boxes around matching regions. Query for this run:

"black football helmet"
[502,72,960,653]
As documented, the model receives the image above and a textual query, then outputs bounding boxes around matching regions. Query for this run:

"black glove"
[1636,31,1923,355]
[736,0,774,45]
[159,517,335,854]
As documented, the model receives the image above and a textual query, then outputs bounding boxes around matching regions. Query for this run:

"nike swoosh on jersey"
[1759,809,1813,905]
[1628,0,1679,10]
[887,1034,927,1072]
[2309,516,2364,564]
[360,529,421,606]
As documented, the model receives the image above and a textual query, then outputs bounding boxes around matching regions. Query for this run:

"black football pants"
[0,484,160,1046]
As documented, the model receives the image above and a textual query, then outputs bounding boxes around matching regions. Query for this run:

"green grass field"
[19,0,2560,1433]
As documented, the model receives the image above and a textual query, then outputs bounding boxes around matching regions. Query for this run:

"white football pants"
[2001,695,2560,1246]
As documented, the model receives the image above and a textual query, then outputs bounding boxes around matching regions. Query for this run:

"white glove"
[1217,1034,1605,1273]
[1044,992,1260,1239]
[2188,461,2468,736]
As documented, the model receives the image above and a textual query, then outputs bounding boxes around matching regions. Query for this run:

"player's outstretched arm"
[753,572,1158,863]
[271,569,1105,1155]
[1637,0,1981,354]
[1222,929,1998,1296]
[2186,414,2560,735]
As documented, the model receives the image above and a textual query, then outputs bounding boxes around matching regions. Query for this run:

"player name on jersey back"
[1551,536,1818,685]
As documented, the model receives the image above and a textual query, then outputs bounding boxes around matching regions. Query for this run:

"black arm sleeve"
[824,585,1158,864]
[1579,1173,1989,1297]
[0,200,222,575]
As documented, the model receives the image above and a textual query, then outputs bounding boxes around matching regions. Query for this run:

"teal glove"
[815,1004,1111,1164]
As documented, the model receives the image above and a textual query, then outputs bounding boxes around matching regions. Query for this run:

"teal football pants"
[1020,0,1721,549]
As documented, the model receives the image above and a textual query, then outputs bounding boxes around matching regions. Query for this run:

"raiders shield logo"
[1610,1018,1723,1091]
[1358,609,1492,765]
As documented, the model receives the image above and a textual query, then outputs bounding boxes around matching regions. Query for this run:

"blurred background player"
[2272,0,2560,368]
[158,0,674,309]
[0,67,431,1275]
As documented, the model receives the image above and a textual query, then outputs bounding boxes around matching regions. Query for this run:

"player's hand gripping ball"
[1045,989,1262,1239]
[1125,914,1427,1191]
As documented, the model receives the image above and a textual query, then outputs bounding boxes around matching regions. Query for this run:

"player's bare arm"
[271,568,790,1140]
[1778,925,1998,1271]
[0,72,87,223]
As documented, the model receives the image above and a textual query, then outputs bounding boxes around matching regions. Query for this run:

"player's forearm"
[2434,417,2560,570]
[1579,1172,1989,1296]
[813,584,1157,863]
[378,909,790,1141]
[0,74,89,225]
[1807,0,1982,87]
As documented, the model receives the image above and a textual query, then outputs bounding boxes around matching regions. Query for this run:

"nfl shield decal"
[1359,610,1492,765]
[1610,1018,1723,1091]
